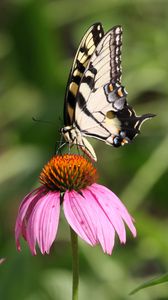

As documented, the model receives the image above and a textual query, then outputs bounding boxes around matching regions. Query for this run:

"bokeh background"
[0,0,168,299]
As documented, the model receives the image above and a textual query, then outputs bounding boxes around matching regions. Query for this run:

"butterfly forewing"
[82,25,122,93]
[74,26,124,142]
[64,23,104,126]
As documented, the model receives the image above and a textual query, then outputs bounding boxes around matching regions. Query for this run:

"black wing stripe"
[81,76,95,89]
[64,23,104,125]
[76,60,86,73]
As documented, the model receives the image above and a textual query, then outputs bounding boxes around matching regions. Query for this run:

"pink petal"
[15,187,46,251]
[81,188,115,254]
[63,190,98,246]
[38,193,60,254]
[26,191,60,255]
[87,185,126,243]
[89,184,136,240]
[93,184,136,235]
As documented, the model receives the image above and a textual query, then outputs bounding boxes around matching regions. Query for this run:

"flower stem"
[70,227,79,300]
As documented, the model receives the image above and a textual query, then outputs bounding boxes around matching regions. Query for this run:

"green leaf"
[130,273,168,295]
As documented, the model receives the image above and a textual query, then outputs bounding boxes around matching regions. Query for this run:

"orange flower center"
[39,154,98,192]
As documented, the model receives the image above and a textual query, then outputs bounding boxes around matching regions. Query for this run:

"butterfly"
[61,22,155,161]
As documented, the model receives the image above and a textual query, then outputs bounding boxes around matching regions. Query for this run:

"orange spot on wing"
[108,84,113,92]
[117,88,123,97]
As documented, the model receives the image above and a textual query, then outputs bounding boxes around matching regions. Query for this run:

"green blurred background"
[0,0,168,299]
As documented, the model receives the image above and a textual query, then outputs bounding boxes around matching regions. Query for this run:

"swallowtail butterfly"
[61,22,155,161]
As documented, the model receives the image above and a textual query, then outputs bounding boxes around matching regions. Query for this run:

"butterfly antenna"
[32,116,56,125]
[56,141,67,154]
[56,133,66,154]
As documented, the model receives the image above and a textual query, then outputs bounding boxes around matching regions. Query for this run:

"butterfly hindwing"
[64,23,104,126]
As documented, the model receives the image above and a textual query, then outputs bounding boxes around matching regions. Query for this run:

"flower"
[15,154,136,255]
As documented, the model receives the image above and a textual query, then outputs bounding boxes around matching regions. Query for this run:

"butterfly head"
[61,125,97,161]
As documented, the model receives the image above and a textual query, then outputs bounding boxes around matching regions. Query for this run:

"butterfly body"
[61,22,155,161]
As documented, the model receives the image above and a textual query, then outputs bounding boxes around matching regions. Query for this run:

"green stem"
[70,227,79,300]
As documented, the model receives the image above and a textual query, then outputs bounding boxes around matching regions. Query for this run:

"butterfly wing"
[75,26,123,141]
[75,25,154,147]
[64,23,104,126]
